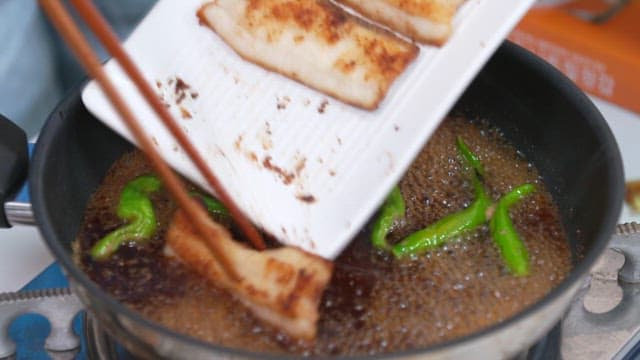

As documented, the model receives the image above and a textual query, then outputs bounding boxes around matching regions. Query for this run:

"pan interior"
[30,42,624,358]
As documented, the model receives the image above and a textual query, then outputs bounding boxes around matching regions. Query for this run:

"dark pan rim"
[31,41,625,359]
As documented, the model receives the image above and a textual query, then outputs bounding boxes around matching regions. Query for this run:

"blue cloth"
[0,1,61,139]
[0,0,157,139]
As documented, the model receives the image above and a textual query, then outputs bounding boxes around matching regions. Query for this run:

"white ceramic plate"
[82,0,535,259]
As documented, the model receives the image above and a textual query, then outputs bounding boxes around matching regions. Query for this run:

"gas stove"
[1,222,639,360]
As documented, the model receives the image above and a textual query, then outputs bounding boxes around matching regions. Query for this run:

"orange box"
[509,0,640,113]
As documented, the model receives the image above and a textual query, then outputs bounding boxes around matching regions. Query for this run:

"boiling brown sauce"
[75,116,571,356]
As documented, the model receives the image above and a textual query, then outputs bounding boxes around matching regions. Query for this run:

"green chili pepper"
[456,136,484,177]
[371,186,406,250]
[392,183,490,258]
[392,138,491,258]
[489,183,536,276]
[190,191,229,217]
[90,175,162,261]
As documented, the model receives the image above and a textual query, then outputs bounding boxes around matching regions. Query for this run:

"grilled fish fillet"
[197,0,419,110]
[335,0,465,45]
[165,210,333,340]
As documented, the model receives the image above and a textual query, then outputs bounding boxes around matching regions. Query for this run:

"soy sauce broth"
[74,116,571,356]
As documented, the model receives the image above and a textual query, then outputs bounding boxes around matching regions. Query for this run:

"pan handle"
[0,114,30,228]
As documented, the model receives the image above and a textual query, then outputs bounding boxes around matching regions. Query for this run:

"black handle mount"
[0,114,29,228]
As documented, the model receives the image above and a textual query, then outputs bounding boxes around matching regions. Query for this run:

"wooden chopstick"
[39,0,249,281]
[67,0,265,252]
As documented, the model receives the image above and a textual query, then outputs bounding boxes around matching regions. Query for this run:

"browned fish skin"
[335,0,465,45]
[166,209,333,340]
[198,0,419,110]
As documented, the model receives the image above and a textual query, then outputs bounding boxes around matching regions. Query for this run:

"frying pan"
[0,42,624,359]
